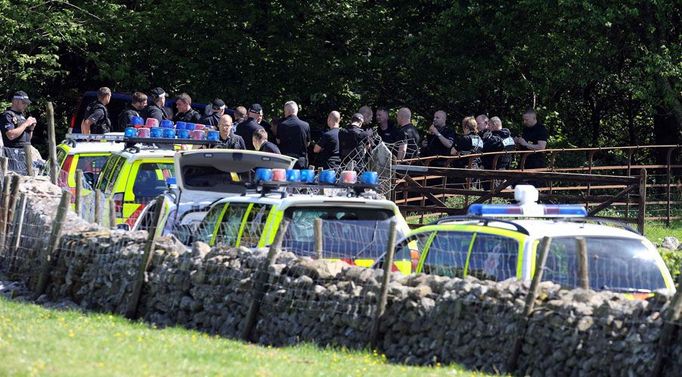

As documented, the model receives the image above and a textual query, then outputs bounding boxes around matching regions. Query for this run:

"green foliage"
[0,296,487,376]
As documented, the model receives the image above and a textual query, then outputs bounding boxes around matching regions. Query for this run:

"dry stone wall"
[3,176,682,376]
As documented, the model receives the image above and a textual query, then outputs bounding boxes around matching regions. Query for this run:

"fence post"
[652,268,682,377]
[47,102,59,185]
[576,237,589,289]
[241,219,290,342]
[0,156,7,178]
[314,218,323,259]
[637,169,647,234]
[74,169,83,216]
[125,196,164,319]
[94,190,103,225]
[23,144,34,177]
[371,219,398,348]
[7,193,28,271]
[507,236,552,373]
[36,190,71,296]
[6,175,21,227]
[109,198,117,229]
[0,176,11,255]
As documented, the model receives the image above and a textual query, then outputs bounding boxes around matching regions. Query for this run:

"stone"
[191,241,212,259]
[661,236,680,250]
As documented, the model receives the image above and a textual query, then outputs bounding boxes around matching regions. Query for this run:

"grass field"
[0,296,491,377]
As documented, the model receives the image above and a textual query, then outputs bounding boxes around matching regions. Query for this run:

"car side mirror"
[83,171,96,188]
[116,224,130,231]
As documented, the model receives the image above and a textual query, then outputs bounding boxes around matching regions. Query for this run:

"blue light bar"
[468,204,587,217]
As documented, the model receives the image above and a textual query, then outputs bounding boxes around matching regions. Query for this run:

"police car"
[50,133,125,192]
[137,149,410,267]
[384,186,675,297]
[95,146,175,227]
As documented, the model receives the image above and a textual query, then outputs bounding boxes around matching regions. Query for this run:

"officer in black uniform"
[277,101,311,169]
[482,116,515,170]
[1,91,36,174]
[421,110,455,167]
[451,116,483,169]
[396,107,420,160]
[514,109,548,169]
[80,87,112,134]
[141,87,169,123]
[117,91,147,131]
[253,128,280,154]
[339,113,370,170]
[215,114,245,150]
[236,104,265,150]
[200,98,225,130]
[313,111,342,169]
[173,93,202,123]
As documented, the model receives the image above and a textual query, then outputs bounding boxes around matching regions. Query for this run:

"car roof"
[433,218,643,240]
[114,148,176,162]
[212,192,399,211]
[60,141,125,154]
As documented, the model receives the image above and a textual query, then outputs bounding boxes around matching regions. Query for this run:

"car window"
[239,204,272,248]
[468,233,519,281]
[130,162,174,204]
[215,203,250,247]
[98,155,125,194]
[422,231,474,278]
[76,155,109,176]
[282,207,395,258]
[543,237,666,291]
[196,203,226,243]
[391,231,433,273]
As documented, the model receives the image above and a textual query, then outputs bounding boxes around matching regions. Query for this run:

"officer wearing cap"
[81,87,112,134]
[339,113,370,169]
[200,98,225,129]
[277,101,311,169]
[236,104,265,150]
[1,91,36,173]
[173,93,202,123]
[117,92,147,131]
[142,87,170,123]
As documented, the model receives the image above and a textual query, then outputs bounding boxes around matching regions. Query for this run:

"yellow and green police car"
[135,149,410,267]
[386,186,675,297]
[51,133,125,193]
[95,147,175,227]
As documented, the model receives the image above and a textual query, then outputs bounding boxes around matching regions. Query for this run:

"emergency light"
[145,118,159,128]
[467,185,587,218]
[286,169,301,182]
[359,171,378,185]
[131,116,144,127]
[124,127,137,138]
[252,168,379,189]
[340,170,357,184]
[207,130,220,142]
[319,170,336,184]
[150,127,163,138]
[300,169,315,183]
[161,120,174,128]
[176,121,187,130]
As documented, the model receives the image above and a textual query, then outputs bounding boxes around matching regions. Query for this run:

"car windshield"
[543,237,666,292]
[282,207,399,259]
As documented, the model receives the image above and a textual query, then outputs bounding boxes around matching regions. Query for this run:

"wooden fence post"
[46,102,59,185]
[507,236,552,373]
[0,156,7,178]
[8,193,28,270]
[576,237,589,289]
[74,169,83,216]
[23,144,34,176]
[109,198,117,229]
[314,218,323,259]
[241,219,290,342]
[6,175,21,227]
[0,176,11,255]
[94,190,103,225]
[371,219,398,348]
[36,190,71,296]
[652,267,682,377]
[126,196,165,319]
[637,169,647,234]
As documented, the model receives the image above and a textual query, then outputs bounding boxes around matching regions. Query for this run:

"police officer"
[236,104,265,150]
[276,101,311,169]
[117,92,147,131]
[313,111,342,169]
[339,113,370,170]
[80,87,111,134]
[1,91,36,173]
[253,128,280,154]
[451,116,483,169]
[514,109,548,169]
[421,110,455,167]
[482,116,515,170]
[215,114,245,150]
[396,107,420,160]
[200,98,226,130]
[142,87,169,123]
[173,93,202,123]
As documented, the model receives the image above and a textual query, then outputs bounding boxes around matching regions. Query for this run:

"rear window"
[130,162,174,203]
[543,237,666,292]
[76,155,109,176]
[282,206,397,258]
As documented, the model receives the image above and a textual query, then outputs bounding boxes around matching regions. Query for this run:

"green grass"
[0,296,490,377]
[645,221,682,279]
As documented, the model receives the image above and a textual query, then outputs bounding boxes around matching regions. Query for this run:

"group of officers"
[0,87,549,175]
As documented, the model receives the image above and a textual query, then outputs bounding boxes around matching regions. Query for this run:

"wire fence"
[1,171,682,376]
